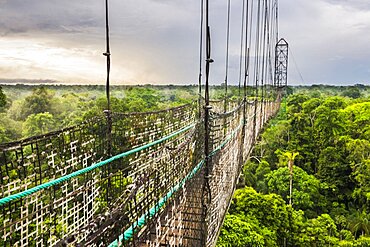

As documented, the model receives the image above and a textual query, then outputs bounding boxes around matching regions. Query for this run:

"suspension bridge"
[0,0,288,246]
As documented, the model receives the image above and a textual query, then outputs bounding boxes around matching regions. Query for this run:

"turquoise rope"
[0,123,196,207]
[108,120,244,246]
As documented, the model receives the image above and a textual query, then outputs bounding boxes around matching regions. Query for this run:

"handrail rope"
[112,100,196,116]
[209,98,276,118]
[0,123,196,207]
[200,95,240,102]
[108,118,244,246]
[210,101,245,117]
[209,121,243,157]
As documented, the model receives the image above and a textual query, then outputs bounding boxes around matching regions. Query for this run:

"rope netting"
[0,97,280,246]
[0,102,201,246]
[204,98,280,246]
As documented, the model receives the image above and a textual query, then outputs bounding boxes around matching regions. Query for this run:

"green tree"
[22,112,56,137]
[20,87,55,120]
[265,166,324,213]
[125,87,161,111]
[342,87,362,99]
[348,211,370,238]
[317,145,353,200]
[0,86,6,109]
[217,215,272,247]
[229,187,291,245]
[342,102,370,140]
[256,119,291,168]
[287,94,310,114]
[293,214,339,246]
[283,151,299,205]
[255,160,272,192]
[0,113,22,142]
[353,236,370,246]
[314,97,346,146]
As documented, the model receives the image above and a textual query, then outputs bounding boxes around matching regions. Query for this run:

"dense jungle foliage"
[217,86,370,246]
[0,84,242,143]
[0,83,368,143]
[0,85,191,142]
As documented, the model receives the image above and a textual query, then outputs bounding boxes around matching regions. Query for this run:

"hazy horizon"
[0,78,368,87]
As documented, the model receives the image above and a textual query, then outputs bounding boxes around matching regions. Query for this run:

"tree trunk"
[289,172,293,206]
[289,160,293,206]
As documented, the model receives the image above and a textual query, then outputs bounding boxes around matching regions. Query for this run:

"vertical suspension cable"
[267,0,273,97]
[276,0,279,45]
[275,0,279,90]
[253,0,262,140]
[254,0,262,99]
[260,0,268,125]
[237,0,249,220]
[198,0,204,118]
[265,0,269,118]
[266,0,273,116]
[243,0,250,100]
[245,0,254,98]
[270,0,276,103]
[289,46,305,84]
[224,0,231,101]
[243,0,249,127]
[203,0,212,244]
[223,0,231,138]
[104,0,111,111]
[103,0,113,205]
[204,3,211,105]
[272,0,278,88]
[238,0,246,100]
[241,0,250,185]
[266,0,274,113]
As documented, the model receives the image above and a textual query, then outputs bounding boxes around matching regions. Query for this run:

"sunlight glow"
[0,37,134,84]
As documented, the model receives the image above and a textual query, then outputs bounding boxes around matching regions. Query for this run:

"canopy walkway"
[0,0,289,245]
[0,96,281,246]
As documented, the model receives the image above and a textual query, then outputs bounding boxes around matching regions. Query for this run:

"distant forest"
[0,84,200,143]
[0,84,368,143]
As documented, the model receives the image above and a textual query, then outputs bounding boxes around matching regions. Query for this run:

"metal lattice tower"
[274,38,289,88]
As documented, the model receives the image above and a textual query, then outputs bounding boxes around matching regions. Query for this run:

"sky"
[0,0,370,85]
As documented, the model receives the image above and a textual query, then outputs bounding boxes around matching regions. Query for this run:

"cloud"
[0,0,369,85]
[323,0,370,10]
[0,0,102,36]
[0,37,106,83]
[280,0,370,84]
